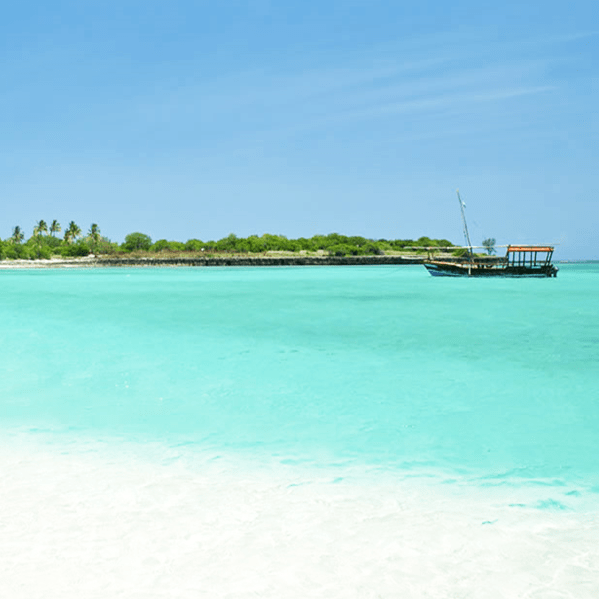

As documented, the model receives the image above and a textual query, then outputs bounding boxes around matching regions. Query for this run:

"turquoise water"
[2,263,598,491]
[2,263,599,598]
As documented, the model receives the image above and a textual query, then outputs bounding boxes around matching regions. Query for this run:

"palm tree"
[11,226,24,244]
[50,220,61,237]
[88,223,101,251]
[482,238,496,256]
[33,220,48,237]
[88,223,100,243]
[64,221,81,244]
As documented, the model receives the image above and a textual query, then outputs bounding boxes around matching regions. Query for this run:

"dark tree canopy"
[123,232,152,252]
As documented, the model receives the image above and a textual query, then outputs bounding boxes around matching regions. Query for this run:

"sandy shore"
[2,436,598,599]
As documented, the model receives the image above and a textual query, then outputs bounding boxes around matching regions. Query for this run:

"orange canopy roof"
[507,246,553,252]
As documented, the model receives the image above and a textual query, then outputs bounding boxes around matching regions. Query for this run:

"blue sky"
[1,1,597,259]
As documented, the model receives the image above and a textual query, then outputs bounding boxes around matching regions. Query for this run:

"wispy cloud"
[335,85,555,121]
[129,31,579,148]
[531,29,599,45]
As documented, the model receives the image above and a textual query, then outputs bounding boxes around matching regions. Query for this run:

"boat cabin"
[506,246,555,269]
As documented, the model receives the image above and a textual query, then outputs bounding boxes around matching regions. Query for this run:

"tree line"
[0,221,456,260]
[1,220,105,260]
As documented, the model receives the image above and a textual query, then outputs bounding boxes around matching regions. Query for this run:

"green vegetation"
[0,221,119,261]
[0,222,456,261]
[123,232,152,252]
[11,226,24,244]
[50,219,61,237]
[452,247,470,257]
[64,221,82,244]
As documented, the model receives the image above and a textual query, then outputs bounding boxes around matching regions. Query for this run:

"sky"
[1,0,597,259]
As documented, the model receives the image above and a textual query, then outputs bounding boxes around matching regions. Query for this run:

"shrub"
[150,239,187,252]
[28,245,53,260]
[452,248,469,257]
[416,236,434,247]
[94,239,120,255]
[245,236,265,253]
[5,244,32,259]
[365,243,385,255]
[296,237,314,251]
[122,232,152,252]
[44,235,62,250]
[215,233,240,252]
[61,240,91,257]
[150,239,169,252]
[184,239,204,252]
[328,243,356,257]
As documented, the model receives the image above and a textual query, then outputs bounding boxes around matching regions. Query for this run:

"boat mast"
[457,189,473,256]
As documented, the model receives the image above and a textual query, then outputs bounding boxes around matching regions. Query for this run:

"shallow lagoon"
[1,264,598,597]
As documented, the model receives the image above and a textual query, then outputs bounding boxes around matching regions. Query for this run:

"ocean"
[1,263,598,598]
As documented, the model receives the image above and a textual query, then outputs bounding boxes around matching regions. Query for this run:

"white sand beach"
[1,437,597,599]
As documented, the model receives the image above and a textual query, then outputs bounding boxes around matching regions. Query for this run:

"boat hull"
[424,262,558,278]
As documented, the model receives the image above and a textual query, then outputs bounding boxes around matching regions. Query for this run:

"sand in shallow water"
[1,440,597,599]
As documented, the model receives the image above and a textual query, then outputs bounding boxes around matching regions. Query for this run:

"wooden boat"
[423,192,558,278]
[424,245,558,277]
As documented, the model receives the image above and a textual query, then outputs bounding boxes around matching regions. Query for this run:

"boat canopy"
[507,246,554,253]
[506,245,555,268]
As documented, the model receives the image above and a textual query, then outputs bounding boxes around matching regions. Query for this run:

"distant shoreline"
[0,254,426,269]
